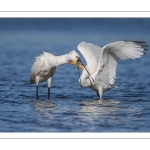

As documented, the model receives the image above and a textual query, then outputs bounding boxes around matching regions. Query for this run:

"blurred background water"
[0,18,150,132]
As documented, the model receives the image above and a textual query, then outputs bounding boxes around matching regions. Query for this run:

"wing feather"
[96,41,147,85]
[77,41,102,74]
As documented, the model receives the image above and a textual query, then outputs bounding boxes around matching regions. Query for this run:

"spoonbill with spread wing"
[76,41,148,99]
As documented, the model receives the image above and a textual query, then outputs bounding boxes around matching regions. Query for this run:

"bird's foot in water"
[36,96,39,100]
[97,92,103,100]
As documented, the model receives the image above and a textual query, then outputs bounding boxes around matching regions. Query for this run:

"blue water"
[0,18,150,132]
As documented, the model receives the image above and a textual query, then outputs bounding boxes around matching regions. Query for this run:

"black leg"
[36,85,39,99]
[97,92,100,98]
[48,87,50,99]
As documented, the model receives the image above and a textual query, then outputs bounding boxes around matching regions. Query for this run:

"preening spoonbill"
[76,41,148,99]
[30,50,80,99]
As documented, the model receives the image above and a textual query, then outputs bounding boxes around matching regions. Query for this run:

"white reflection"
[79,99,120,114]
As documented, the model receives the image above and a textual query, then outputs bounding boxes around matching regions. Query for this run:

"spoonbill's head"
[68,50,94,82]
[68,50,80,66]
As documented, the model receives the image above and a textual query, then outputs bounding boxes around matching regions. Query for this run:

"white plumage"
[30,50,80,99]
[77,41,148,99]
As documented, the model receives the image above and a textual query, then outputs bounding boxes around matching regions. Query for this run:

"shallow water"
[0,18,150,132]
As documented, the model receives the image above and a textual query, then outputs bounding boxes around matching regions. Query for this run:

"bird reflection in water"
[79,98,120,114]
[30,99,56,112]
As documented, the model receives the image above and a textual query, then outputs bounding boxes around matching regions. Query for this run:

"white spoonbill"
[30,50,80,99]
[76,41,148,99]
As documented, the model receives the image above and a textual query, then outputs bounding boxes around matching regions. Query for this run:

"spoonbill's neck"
[79,68,91,87]
[54,54,69,67]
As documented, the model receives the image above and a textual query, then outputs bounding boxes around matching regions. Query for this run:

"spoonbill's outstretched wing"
[95,41,148,86]
[77,41,102,74]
